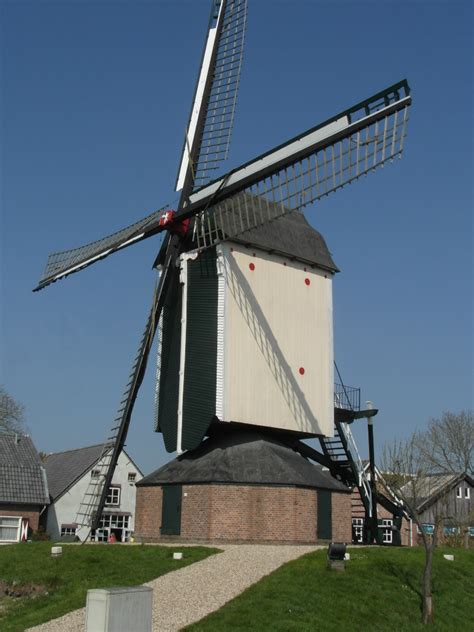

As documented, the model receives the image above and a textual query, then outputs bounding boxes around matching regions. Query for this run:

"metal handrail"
[339,421,372,515]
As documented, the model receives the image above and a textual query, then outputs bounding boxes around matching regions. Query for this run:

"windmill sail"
[186,80,411,250]
[75,239,177,534]
[34,205,169,291]
[175,0,248,194]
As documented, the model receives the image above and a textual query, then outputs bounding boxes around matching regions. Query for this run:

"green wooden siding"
[161,485,182,535]
[182,249,218,451]
[317,489,332,540]
[156,266,182,453]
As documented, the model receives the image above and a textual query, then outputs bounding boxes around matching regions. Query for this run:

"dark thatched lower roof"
[230,209,338,273]
[139,426,349,492]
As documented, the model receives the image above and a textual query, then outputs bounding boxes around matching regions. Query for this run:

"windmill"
[34,0,412,543]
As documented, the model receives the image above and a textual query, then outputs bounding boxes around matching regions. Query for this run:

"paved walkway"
[27,544,321,631]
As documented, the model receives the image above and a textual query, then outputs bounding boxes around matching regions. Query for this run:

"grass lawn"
[187,546,473,632]
[0,542,219,632]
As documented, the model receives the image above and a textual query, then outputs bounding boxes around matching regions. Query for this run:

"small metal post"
[366,400,378,544]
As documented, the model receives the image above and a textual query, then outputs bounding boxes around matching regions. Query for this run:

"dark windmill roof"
[138,427,349,492]
[156,201,338,273]
[229,209,338,273]
[0,433,49,505]
[43,444,103,501]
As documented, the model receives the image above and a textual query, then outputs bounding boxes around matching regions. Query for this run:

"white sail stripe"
[175,2,224,191]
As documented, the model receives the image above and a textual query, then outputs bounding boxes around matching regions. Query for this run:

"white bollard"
[51,546,62,557]
[173,552,183,560]
[86,586,153,632]
[443,554,454,561]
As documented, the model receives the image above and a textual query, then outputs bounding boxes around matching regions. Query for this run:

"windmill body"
[156,211,338,454]
[34,0,412,542]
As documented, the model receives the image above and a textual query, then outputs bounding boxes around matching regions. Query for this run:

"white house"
[43,444,143,542]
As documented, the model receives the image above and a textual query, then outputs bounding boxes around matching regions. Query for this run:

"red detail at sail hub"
[158,210,189,236]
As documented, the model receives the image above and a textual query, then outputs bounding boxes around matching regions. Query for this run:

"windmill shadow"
[221,252,320,433]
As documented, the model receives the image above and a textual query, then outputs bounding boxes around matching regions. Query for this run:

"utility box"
[85,586,153,632]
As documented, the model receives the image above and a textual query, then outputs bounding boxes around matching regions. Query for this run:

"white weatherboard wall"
[216,243,334,437]
[46,451,142,541]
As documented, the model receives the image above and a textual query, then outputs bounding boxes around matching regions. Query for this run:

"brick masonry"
[0,504,41,532]
[135,483,352,544]
[332,491,352,542]
[134,487,162,541]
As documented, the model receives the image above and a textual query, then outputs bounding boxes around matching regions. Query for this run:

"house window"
[91,469,100,479]
[465,487,470,499]
[91,514,131,542]
[99,514,130,530]
[61,525,77,537]
[443,526,460,536]
[106,486,120,506]
[382,519,393,544]
[352,518,364,543]
[417,523,434,535]
[456,487,462,498]
[0,516,21,543]
[128,472,136,483]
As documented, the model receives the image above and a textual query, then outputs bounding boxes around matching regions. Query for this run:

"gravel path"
[26,543,320,631]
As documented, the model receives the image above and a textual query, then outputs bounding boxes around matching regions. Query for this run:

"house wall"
[216,243,334,438]
[135,483,352,544]
[420,479,473,526]
[46,451,142,541]
[0,504,42,532]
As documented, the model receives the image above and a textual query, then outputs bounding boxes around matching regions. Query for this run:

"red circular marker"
[249,262,255,271]
[299,367,305,375]
[305,278,310,286]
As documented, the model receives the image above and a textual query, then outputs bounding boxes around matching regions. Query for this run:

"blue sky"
[1,0,472,474]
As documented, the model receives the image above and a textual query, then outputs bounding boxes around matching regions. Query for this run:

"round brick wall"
[135,483,352,544]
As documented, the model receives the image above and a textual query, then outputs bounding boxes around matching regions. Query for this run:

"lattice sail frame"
[175,0,248,191]
[191,81,411,250]
[35,205,168,290]
[35,81,411,291]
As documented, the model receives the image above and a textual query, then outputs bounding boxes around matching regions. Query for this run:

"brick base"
[0,504,42,533]
[135,484,351,544]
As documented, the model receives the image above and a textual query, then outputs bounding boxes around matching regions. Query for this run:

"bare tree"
[0,386,26,433]
[421,410,473,475]
[382,410,473,625]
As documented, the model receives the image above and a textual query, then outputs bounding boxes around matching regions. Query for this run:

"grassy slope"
[0,543,218,632]
[187,547,473,632]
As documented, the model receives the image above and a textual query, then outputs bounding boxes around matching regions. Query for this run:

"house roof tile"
[0,433,49,505]
[43,444,103,501]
